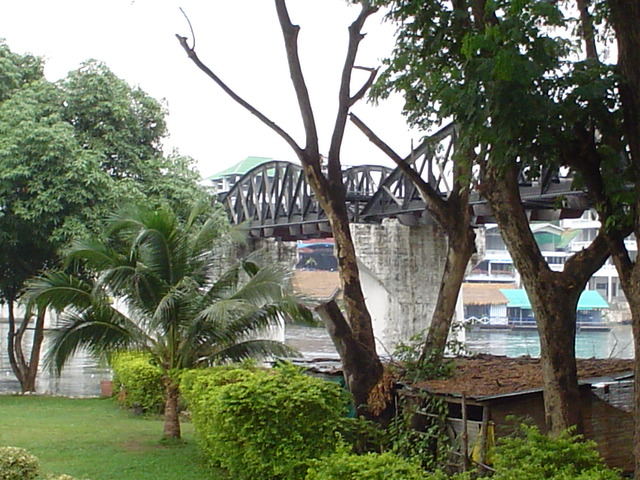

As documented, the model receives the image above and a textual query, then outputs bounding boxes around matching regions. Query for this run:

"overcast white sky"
[1,1,420,178]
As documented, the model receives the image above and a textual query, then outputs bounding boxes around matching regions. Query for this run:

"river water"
[0,322,634,397]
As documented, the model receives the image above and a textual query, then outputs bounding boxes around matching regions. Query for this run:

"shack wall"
[488,388,633,473]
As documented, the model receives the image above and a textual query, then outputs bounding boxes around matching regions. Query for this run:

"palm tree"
[27,203,310,439]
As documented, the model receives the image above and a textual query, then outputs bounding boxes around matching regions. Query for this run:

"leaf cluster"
[180,363,351,480]
[111,351,165,413]
[483,424,622,480]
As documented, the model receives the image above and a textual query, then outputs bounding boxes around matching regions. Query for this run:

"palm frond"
[64,238,125,271]
[44,306,146,374]
[203,339,299,365]
[205,264,240,300]
[230,264,292,305]
[24,271,95,311]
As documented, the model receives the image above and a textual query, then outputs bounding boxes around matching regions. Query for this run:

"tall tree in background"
[374,0,615,433]
[0,44,211,392]
[555,2,640,475]
[177,0,384,413]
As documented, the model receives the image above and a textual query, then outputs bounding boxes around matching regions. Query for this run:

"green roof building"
[208,156,274,191]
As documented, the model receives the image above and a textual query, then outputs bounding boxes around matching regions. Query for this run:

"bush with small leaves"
[111,352,164,413]
[483,425,622,480]
[0,446,40,480]
[305,450,431,480]
[181,363,350,480]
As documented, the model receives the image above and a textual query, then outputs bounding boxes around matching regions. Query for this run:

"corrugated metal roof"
[208,156,273,180]
[500,289,609,310]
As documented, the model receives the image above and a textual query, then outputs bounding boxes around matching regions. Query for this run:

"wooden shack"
[408,355,634,473]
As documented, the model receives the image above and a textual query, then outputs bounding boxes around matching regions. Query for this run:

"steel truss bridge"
[220,124,589,241]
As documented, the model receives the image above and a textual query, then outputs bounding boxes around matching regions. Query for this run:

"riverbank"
[0,396,221,480]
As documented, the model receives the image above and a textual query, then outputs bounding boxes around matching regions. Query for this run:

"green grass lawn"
[0,395,223,480]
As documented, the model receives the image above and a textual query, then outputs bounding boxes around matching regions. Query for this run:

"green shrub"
[111,352,164,413]
[181,363,350,480]
[305,450,430,480]
[485,425,622,480]
[0,446,40,480]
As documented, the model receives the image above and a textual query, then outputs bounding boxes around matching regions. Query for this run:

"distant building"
[207,156,275,193]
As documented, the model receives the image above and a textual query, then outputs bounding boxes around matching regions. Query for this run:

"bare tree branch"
[349,66,379,107]
[175,34,303,157]
[349,113,449,225]
[274,0,319,158]
[179,8,196,50]
[328,1,379,181]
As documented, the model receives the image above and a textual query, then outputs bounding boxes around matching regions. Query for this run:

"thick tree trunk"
[316,300,383,414]
[528,279,583,432]
[421,226,475,361]
[309,169,383,414]
[480,164,607,433]
[627,293,640,480]
[162,378,181,439]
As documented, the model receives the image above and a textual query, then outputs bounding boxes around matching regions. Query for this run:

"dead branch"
[349,112,449,225]
[350,66,379,107]
[274,0,319,157]
[175,33,303,156]
[328,1,379,178]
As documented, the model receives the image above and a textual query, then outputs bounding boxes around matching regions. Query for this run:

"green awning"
[500,289,609,310]
[500,289,531,308]
[576,290,609,310]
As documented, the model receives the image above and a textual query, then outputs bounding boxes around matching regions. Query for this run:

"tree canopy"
[0,41,213,392]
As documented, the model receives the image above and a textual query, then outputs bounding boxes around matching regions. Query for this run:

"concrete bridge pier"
[351,217,452,353]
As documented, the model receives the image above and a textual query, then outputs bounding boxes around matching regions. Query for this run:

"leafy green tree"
[0,43,211,392]
[373,0,619,435]
[27,204,310,439]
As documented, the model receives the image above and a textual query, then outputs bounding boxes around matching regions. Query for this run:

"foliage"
[111,352,164,413]
[482,425,622,480]
[387,392,450,471]
[28,203,309,437]
[180,363,350,480]
[0,446,40,480]
[392,330,461,382]
[304,449,430,480]
[0,43,212,304]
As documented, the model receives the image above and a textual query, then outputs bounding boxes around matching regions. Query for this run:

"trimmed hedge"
[111,352,164,413]
[0,446,40,480]
[181,363,350,480]
[305,451,431,480]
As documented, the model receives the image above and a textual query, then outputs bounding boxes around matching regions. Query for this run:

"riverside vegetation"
[1,361,624,480]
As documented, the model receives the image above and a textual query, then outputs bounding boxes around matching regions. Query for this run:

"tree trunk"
[316,299,383,414]
[421,226,475,361]
[23,308,46,392]
[627,293,640,479]
[480,164,608,433]
[7,300,46,393]
[162,378,181,439]
[6,299,26,389]
[309,170,383,414]
[528,280,583,433]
